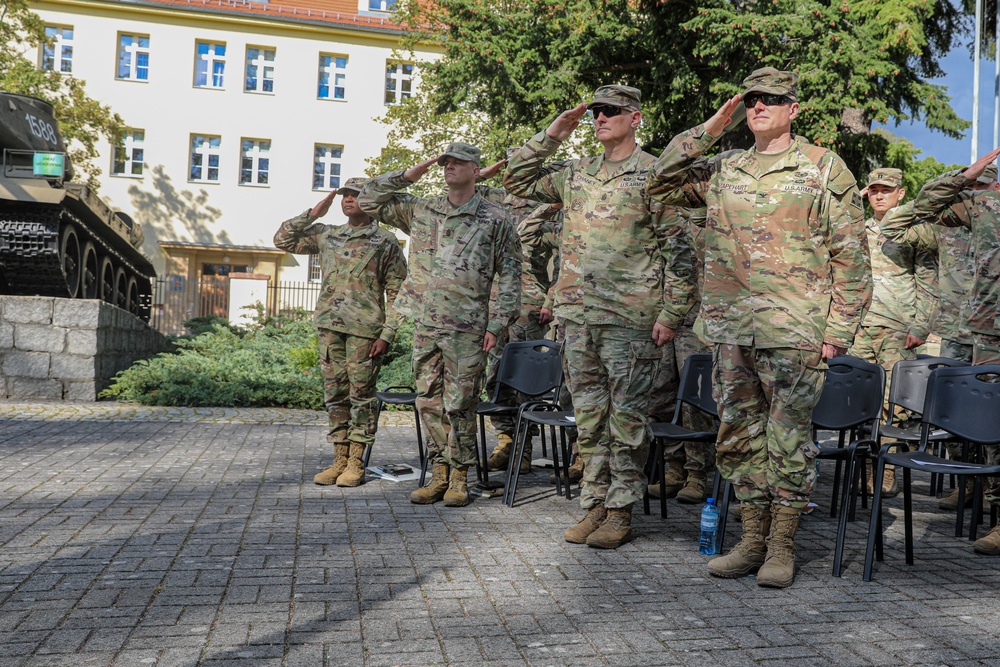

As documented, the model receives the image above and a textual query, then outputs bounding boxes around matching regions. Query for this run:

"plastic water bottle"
[699,497,719,555]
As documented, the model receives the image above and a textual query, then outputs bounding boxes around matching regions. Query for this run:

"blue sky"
[883,46,997,167]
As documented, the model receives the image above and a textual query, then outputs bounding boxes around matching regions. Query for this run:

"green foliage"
[0,0,126,189]
[384,0,971,176]
[103,311,325,409]
[875,129,964,198]
[103,309,416,411]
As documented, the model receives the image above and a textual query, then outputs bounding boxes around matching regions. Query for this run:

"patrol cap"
[866,168,903,189]
[977,163,998,185]
[336,177,368,195]
[587,85,642,111]
[438,142,481,166]
[742,67,798,101]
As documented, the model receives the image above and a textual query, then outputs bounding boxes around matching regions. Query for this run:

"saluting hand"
[545,103,589,142]
[704,94,744,138]
[403,156,439,183]
[478,158,506,181]
[309,192,336,218]
[963,146,1000,181]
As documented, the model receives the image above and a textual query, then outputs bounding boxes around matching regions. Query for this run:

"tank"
[0,92,155,320]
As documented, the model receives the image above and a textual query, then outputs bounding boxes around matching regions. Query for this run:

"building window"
[194,41,226,88]
[41,25,74,73]
[245,46,275,93]
[363,0,397,10]
[240,138,271,186]
[117,34,150,81]
[190,134,221,182]
[313,144,342,191]
[317,54,347,100]
[308,255,322,282]
[112,130,145,177]
[384,61,413,105]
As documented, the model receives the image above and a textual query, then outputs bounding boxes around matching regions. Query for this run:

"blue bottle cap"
[706,497,715,503]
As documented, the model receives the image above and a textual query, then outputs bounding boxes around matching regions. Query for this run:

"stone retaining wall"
[0,296,166,401]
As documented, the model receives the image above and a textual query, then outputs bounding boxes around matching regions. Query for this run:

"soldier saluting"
[646,68,871,587]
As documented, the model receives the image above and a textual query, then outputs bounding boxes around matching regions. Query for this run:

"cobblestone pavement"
[1,400,1000,666]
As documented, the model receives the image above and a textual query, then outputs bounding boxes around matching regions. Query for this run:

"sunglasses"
[588,105,629,118]
[742,93,792,108]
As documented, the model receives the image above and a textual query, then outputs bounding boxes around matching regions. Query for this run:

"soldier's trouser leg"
[940,337,974,363]
[556,323,579,449]
[713,344,824,511]
[564,322,659,510]
[849,325,914,423]
[319,328,380,448]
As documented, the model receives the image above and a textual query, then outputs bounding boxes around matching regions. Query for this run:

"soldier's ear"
[788,102,800,121]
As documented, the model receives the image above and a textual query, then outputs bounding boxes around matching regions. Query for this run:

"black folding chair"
[476,340,563,487]
[643,353,717,519]
[863,365,1000,581]
[875,357,969,497]
[370,385,427,486]
[503,402,576,506]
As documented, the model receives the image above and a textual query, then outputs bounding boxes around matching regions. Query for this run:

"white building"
[29,0,436,331]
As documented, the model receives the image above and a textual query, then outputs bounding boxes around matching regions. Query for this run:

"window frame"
[194,40,227,89]
[111,129,146,178]
[41,25,74,74]
[384,60,414,106]
[116,33,150,82]
[317,53,348,101]
[189,133,222,183]
[312,143,343,192]
[239,137,271,187]
[244,45,275,94]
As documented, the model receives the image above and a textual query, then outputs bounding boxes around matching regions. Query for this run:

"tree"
[1,0,125,189]
[378,0,971,177]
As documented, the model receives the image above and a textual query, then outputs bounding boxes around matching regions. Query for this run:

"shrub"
[103,310,415,409]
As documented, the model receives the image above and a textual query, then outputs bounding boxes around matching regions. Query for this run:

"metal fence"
[149,277,321,335]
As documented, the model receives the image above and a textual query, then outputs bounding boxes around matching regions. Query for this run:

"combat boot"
[707,504,771,579]
[940,479,976,510]
[410,462,450,504]
[486,434,513,472]
[756,504,801,588]
[336,443,367,487]
[586,505,633,549]
[313,444,349,485]
[551,456,585,484]
[443,466,472,507]
[676,471,708,504]
[518,439,533,474]
[564,503,607,544]
[648,458,686,499]
[974,524,1000,555]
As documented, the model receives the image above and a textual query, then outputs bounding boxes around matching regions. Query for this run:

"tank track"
[0,203,154,320]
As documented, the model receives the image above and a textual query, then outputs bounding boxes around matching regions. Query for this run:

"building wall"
[31,0,433,282]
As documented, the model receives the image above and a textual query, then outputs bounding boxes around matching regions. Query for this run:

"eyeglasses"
[588,105,628,118]
[742,93,792,108]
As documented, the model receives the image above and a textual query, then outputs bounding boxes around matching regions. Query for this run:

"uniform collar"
[733,135,805,178]
[428,190,483,218]
[586,143,643,179]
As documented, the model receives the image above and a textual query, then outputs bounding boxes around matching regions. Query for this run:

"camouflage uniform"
[504,89,691,511]
[358,164,522,470]
[849,188,937,419]
[880,167,1000,509]
[646,109,870,511]
[272,179,407,451]
[482,199,554,443]
[650,210,715,477]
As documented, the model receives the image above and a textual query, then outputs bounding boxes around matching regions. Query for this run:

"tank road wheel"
[99,256,116,304]
[114,267,128,309]
[60,225,82,298]
[81,242,99,299]
[125,277,140,316]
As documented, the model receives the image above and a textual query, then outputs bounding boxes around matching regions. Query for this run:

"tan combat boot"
[648,458,686,499]
[564,503,607,544]
[974,523,1000,555]
[443,466,472,507]
[676,471,708,505]
[550,455,584,484]
[313,444,349,485]
[707,504,771,579]
[410,462,450,504]
[939,479,976,511]
[756,504,801,588]
[486,434,514,472]
[336,443,367,487]
[587,505,633,549]
[518,440,533,474]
